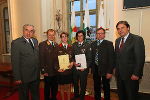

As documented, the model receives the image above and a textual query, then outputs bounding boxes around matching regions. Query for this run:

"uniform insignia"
[47,41,50,45]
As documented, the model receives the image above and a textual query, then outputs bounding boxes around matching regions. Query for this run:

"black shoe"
[71,96,80,100]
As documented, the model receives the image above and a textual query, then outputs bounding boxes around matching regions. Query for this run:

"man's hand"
[106,73,112,79]
[58,69,64,72]
[68,62,73,69]
[43,73,48,76]
[131,75,139,80]
[79,68,86,71]
[15,80,22,85]
[73,62,80,67]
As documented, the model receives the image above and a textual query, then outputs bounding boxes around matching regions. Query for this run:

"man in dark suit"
[39,29,58,100]
[71,30,91,100]
[11,24,40,100]
[91,28,115,100]
[115,21,145,100]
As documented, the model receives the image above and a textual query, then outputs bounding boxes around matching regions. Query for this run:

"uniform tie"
[79,43,82,47]
[51,42,54,47]
[64,45,67,49]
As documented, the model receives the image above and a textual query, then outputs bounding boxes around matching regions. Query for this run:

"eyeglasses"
[96,32,105,34]
[24,29,35,33]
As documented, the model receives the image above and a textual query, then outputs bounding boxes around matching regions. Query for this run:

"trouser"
[116,75,139,100]
[73,69,88,100]
[93,67,110,100]
[44,76,58,100]
[18,80,40,100]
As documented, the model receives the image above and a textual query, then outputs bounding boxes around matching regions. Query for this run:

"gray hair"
[23,24,34,30]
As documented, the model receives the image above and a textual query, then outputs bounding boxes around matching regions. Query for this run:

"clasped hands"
[58,62,73,72]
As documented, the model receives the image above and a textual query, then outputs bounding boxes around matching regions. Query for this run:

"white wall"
[8,0,150,61]
[40,0,68,43]
[8,0,42,42]
[107,0,150,61]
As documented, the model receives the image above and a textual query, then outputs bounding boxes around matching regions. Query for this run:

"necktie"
[29,39,34,49]
[95,40,101,66]
[79,43,82,47]
[64,45,67,49]
[97,40,101,46]
[120,38,124,49]
[51,42,54,47]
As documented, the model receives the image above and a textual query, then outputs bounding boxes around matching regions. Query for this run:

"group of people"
[11,20,145,100]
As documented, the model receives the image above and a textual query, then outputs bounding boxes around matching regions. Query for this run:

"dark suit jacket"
[11,37,40,83]
[55,43,73,75]
[91,40,115,76]
[115,33,145,80]
[39,40,58,76]
[72,41,91,72]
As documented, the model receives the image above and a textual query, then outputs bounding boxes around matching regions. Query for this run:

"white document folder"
[75,54,87,69]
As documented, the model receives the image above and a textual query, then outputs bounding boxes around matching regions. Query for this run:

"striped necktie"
[95,40,101,65]
[29,39,34,49]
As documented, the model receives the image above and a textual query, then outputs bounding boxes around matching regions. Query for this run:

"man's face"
[61,34,68,43]
[117,24,129,37]
[77,33,84,42]
[47,31,55,41]
[96,29,105,40]
[23,26,34,39]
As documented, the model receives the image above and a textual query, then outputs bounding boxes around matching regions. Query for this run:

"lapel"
[122,33,133,49]
[21,36,27,43]
[46,40,55,48]
[93,41,97,50]
[21,36,31,48]
[32,38,36,46]
[117,33,133,52]
[116,38,121,52]
[60,43,67,51]
[97,40,105,49]
[20,37,36,52]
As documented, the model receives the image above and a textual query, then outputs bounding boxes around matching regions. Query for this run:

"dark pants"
[73,69,88,100]
[44,76,58,100]
[93,68,110,100]
[18,80,40,100]
[116,75,139,100]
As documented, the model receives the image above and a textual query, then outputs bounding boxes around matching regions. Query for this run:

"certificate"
[75,54,87,69]
[58,54,70,70]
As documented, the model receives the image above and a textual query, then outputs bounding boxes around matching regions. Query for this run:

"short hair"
[46,29,56,35]
[96,28,105,34]
[60,32,69,38]
[76,30,86,40]
[23,24,34,30]
[116,21,130,29]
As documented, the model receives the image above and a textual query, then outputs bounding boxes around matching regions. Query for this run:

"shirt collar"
[97,39,104,43]
[48,40,54,44]
[78,41,83,45]
[23,37,32,42]
[62,43,68,47]
[122,33,129,42]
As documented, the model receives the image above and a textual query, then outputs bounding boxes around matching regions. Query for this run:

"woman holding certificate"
[71,30,91,100]
[56,32,74,100]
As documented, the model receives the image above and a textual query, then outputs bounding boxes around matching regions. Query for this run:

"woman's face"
[61,34,68,43]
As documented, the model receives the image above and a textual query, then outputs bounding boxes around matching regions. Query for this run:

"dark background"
[123,0,150,9]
